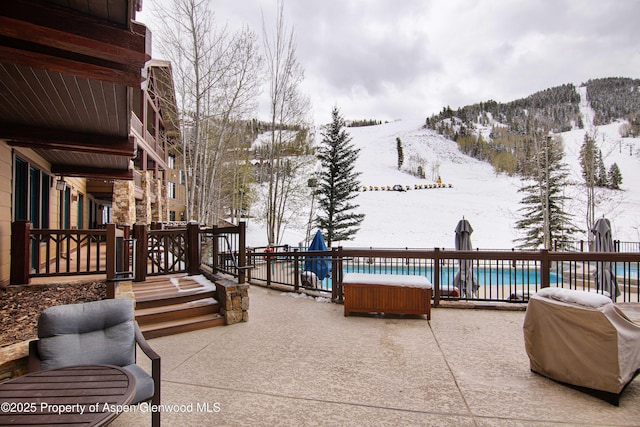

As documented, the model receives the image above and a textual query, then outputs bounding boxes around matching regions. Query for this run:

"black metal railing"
[247,247,640,304]
[554,239,640,253]
[200,223,248,282]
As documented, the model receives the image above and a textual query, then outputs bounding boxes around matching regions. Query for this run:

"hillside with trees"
[424,78,640,176]
[586,77,640,126]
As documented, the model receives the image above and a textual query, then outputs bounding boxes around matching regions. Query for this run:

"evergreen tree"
[316,107,365,245]
[608,163,623,189]
[516,133,578,249]
[396,137,404,170]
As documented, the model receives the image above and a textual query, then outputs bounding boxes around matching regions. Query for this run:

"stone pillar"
[144,171,153,223]
[217,280,250,324]
[135,171,153,223]
[114,280,136,303]
[112,180,136,224]
[151,177,165,222]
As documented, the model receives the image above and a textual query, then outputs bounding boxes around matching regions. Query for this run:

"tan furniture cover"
[523,287,640,404]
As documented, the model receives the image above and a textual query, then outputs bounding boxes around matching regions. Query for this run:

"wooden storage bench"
[343,273,432,319]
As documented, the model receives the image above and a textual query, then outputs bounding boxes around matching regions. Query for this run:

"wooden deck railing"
[11,222,131,286]
[247,247,640,305]
[11,221,249,286]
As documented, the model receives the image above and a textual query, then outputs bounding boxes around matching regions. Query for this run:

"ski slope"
[247,92,640,250]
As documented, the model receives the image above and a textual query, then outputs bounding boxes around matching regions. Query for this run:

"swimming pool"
[342,265,561,286]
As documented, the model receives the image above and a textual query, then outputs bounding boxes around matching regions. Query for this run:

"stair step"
[135,298,220,326]
[135,288,216,309]
[139,313,226,339]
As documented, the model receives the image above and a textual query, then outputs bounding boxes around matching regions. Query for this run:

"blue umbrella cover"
[304,230,332,280]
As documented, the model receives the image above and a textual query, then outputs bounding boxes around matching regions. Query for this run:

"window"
[167,181,176,199]
[179,170,185,185]
[14,158,28,221]
[169,211,176,221]
[13,157,50,228]
[168,154,175,169]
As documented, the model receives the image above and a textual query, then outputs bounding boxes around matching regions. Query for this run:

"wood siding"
[0,142,12,286]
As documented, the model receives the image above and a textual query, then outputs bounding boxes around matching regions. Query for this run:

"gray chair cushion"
[37,299,136,370]
[124,364,155,404]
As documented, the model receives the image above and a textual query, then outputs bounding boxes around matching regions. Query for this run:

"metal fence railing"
[554,239,640,253]
[247,247,640,305]
[200,223,249,281]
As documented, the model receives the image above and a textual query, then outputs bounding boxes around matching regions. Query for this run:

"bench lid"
[343,273,432,288]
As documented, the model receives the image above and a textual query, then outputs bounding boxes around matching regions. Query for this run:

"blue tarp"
[304,230,332,280]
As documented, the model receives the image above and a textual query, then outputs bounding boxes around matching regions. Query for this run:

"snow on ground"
[246,94,640,250]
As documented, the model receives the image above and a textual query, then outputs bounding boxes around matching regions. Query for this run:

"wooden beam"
[0,0,151,67]
[1,123,136,157]
[51,165,134,181]
[0,43,142,87]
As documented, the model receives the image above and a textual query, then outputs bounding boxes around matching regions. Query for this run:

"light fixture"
[55,178,67,191]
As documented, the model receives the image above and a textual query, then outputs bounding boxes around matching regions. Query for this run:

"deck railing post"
[186,221,200,276]
[332,247,342,302]
[293,248,299,291]
[106,223,116,298]
[10,220,31,285]
[133,223,147,282]
[433,247,441,307]
[238,221,247,284]
[540,249,550,288]
[266,250,272,287]
[212,226,219,273]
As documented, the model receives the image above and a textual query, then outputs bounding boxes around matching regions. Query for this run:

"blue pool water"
[343,265,561,286]
[307,262,638,291]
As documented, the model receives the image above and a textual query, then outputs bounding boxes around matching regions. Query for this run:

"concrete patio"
[114,285,640,426]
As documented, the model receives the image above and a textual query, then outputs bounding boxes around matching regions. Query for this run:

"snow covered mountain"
[246,88,640,250]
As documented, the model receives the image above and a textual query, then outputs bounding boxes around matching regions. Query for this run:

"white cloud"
[137,0,640,125]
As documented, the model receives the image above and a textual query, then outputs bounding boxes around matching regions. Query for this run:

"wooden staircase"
[133,275,225,339]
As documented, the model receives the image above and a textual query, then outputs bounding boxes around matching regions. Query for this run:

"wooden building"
[0,0,186,287]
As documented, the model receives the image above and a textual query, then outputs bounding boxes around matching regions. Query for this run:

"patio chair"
[523,287,640,405]
[28,298,161,426]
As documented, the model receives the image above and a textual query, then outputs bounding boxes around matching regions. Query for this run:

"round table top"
[0,364,136,427]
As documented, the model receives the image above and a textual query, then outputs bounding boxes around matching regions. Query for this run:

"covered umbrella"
[304,230,332,281]
[591,217,620,301]
[453,218,478,298]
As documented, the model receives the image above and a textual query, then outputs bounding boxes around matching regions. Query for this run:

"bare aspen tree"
[152,0,262,225]
[261,1,312,245]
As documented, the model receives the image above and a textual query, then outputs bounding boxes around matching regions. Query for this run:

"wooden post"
[332,247,341,302]
[266,249,272,287]
[293,248,299,291]
[10,220,31,285]
[106,223,116,298]
[540,249,550,288]
[186,221,200,276]
[238,221,247,284]
[212,226,219,273]
[133,223,147,282]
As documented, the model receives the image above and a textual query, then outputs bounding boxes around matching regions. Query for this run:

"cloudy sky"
[138,0,640,125]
